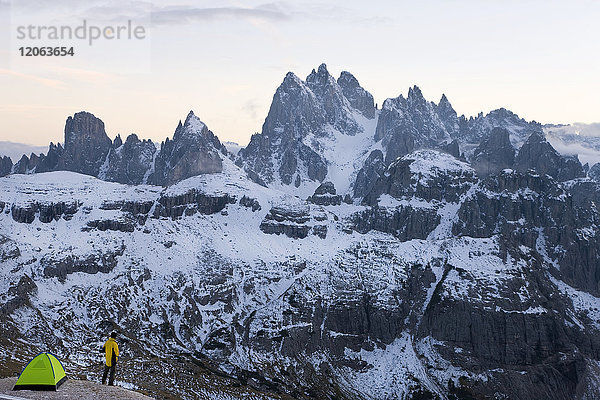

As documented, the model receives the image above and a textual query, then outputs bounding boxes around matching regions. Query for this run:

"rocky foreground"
[0,377,152,400]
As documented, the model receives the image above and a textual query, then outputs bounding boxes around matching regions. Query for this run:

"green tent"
[13,352,67,391]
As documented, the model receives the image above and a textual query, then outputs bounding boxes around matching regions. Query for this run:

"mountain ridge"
[1,64,600,400]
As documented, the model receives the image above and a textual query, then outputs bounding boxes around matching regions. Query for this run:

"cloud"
[242,99,262,120]
[547,138,600,167]
[544,123,600,166]
[151,4,291,26]
[52,66,117,84]
[0,68,63,88]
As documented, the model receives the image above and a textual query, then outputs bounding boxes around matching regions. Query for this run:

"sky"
[0,0,599,149]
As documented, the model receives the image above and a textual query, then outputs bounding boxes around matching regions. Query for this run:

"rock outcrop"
[150,112,225,186]
[0,156,12,177]
[101,134,157,184]
[260,204,328,239]
[471,127,515,177]
[515,131,585,181]
[307,181,342,206]
[337,71,376,119]
[238,63,375,190]
[62,111,113,176]
[353,150,386,199]
[375,86,453,164]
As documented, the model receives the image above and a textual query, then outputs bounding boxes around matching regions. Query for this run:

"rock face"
[154,189,235,219]
[0,156,12,177]
[471,127,515,177]
[515,131,585,181]
[588,162,600,181]
[237,63,375,190]
[353,150,385,199]
[6,111,223,187]
[337,71,375,119]
[375,86,452,164]
[260,204,328,239]
[10,111,111,177]
[457,107,542,150]
[62,111,113,176]
[364,150,476,205]
[307,181,342,206]
[355,150,476,240]
[150,112,225,186]
[101,134,157,184]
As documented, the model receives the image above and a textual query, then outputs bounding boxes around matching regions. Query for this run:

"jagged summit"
[407,85,426,104]
[337,70,375,118]
[149,111,225,186]
[173,110,210,142]
[237,63,377,195]
[515,130,585,181]
[471,127,515,177]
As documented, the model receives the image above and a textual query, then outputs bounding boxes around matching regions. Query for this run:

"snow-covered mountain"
[1,65,600,400]
[236,64,378,198]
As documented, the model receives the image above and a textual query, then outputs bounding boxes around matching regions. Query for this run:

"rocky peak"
[588,163,600,182]
[337,71,376,119]
[407,85,426,106]
[238,64,371,191]
[0,156,13,177]
[305,63,360,135]
[113,134,123,148]
[435,94,459,136]
[306,63,335,88]
[62,111,112,176]
[175,111,208,141]
[457,108,542,150]
[515,131,585,181]
[149,112,224,186]
[471,127,515,177]
[375,87,452,164]
[101,133,157,184]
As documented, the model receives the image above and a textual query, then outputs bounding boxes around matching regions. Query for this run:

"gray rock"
[239,196,261,212]
[238,64,373,189]
[0,156,12,177]
[0,234,20,260]
[471,127,515,177]
[154,189,235,219]
[62,111,113,176]
[337,71,375,119]
[150,111,225,186]
[457,107,542,149]
[308,181,342,206]
[353,150,386,199]
[375,86,452,164]
[588,162,600,181]
[42,245,126,281]
[364,150,476,205]
[260,205,327,239]
[101,134,157,184]
[515,131,585,181]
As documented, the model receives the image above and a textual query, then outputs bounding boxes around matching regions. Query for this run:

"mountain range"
[1,64,600,400]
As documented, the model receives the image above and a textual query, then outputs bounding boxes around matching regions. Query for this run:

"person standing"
[102,331,119,385]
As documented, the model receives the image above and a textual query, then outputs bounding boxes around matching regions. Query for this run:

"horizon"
[1,1,599,148]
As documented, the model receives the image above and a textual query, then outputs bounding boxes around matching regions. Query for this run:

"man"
[102,331,119,385]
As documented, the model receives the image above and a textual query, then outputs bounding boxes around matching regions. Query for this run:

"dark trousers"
[102,363,116,385]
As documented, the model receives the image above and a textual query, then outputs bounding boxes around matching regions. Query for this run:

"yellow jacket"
[103,338,119,367]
